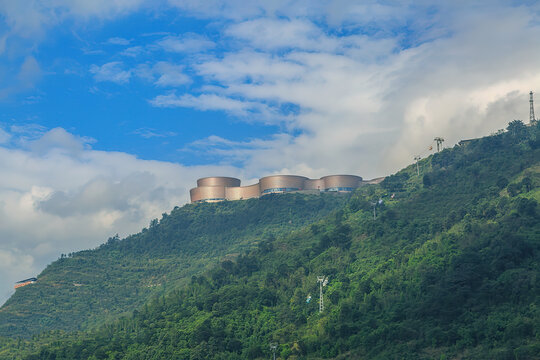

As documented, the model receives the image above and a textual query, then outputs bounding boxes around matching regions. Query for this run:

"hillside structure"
[14,277,37,289]
[190,174,377,203]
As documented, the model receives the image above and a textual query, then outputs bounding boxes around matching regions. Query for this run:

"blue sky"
[1,0,540,304]
[1,9,282,165]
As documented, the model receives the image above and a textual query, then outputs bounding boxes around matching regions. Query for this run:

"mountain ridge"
[1,120,539,359]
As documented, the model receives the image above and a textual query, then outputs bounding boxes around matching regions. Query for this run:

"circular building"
[321,175,362,192]
[197,176,241,187]
[190,186,227,203]
[259,175,309,195]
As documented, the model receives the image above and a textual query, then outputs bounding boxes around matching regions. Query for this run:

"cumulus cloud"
[156,33,215,53]
[166,0,316,20]
[20,57,41,81]
[0,56,43,99]
[152,62,190,86]
[0,126,242,304]
[132,127,177,138]
[0,34,7,54]
[0,0,149,38]
[159,2,540,178]
[149,93,280,122]
[134,61,190,87]
[225,18,341,52]
[121,46,145,57]
[150,93,249,112]
[0,127,11,144]
[106,36,131,45]
[90,61,132,84]
[25,127,95,154]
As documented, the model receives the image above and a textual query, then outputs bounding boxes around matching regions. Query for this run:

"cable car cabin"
[14,277,37,289]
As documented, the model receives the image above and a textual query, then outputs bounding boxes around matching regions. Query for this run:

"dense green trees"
[0,193,347,338]
[1,121,539,359]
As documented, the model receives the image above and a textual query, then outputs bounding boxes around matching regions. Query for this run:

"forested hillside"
[1,121,539,359]
[0,194,347,338]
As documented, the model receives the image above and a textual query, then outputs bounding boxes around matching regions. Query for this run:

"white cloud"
[10,123,47,139]
[0,127,10,144]
[0,248,35,303]
[150,93,249,113]
[153,62,190,86]
[225,18,335,52]
[166,0,316,20]
[158,3,540,179]
[149,93,279,121]
[183,133,295,169]
[106,36,131,45]
[0,0,149,38]
[90,61,132,84]
[20,57,41,82]
[25,127,96,154]
[196,51,306,84]
[120,45,145,57]
[134,61,190,87]
[0,56,43,99]
[156,33,215,53]
[0,34,7,54]
[0,127,242,305]
[132,127,177,138]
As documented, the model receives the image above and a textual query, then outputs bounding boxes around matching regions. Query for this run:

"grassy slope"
[0,194,347,338]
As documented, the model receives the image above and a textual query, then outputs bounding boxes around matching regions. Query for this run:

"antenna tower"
[530,91,536,123]
[434,137,444,152]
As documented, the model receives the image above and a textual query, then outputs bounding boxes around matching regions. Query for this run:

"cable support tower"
[530,91,537,124]
[434,137,444,152]
[370,202,377,220]
[270,344,277,360]
[414,156,421,176]
[317,276,328,313]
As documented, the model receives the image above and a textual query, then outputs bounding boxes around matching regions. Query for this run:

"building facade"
[190,174,365,203]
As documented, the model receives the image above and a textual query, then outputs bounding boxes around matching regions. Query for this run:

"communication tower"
[530,91,537,124]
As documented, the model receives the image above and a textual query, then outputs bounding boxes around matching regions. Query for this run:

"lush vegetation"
[0,194,347,338]
[1,121,539,359]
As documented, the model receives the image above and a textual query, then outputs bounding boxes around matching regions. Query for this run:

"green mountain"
[1,120,539,359]
[0,194,347,338]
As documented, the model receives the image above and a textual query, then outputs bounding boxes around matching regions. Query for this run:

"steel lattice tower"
[530,91,536,123]
[317,276,327,313]
[434,137,444,152]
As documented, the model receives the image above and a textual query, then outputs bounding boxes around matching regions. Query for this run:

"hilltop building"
[190,174,382,203]
[14,277,37,289]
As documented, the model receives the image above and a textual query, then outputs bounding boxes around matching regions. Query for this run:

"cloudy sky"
[1,0,539,305]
